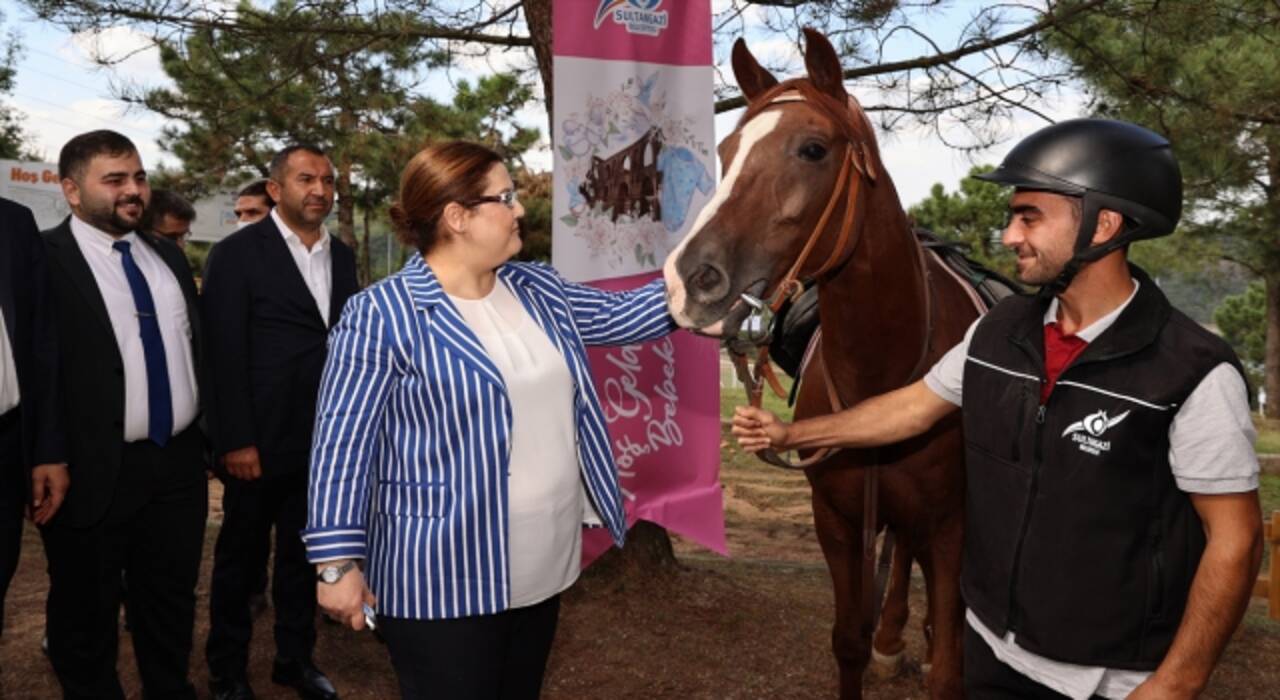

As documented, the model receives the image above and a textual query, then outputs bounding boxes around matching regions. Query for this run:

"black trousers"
[41,426,208,700]
[0,408,22,638]
[965,623,1108,700]
[379,595,561,700]
[206,468,315,678]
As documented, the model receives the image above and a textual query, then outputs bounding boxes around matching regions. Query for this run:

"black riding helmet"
[974,118,1183,293]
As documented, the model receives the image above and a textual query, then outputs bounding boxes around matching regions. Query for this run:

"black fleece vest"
[960,266,1243,670]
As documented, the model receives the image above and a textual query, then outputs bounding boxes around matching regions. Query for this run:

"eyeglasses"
[465,190,519,209]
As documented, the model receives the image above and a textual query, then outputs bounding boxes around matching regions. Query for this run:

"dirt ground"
[2,428,1280,698]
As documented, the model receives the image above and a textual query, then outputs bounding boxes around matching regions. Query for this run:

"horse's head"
[663,28,883,335]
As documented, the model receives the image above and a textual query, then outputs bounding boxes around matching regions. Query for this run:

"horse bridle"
[727,84,877,471]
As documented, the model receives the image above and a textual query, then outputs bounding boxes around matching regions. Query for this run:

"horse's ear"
[802,28,847,101]
[731,38,779,103]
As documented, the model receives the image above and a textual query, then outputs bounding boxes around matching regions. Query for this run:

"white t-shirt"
[449,280,584,608]
[923,282,1259,700]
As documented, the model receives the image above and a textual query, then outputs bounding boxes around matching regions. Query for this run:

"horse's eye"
[798,142,828,162]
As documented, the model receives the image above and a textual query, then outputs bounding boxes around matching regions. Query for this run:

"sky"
[0,0,1088,209]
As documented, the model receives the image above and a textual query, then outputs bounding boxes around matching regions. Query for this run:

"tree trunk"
[360,198,373,284]
[1265,274,1280,418]
[522,0,554,137]
[583,520,680,585]
[335,157,358,266]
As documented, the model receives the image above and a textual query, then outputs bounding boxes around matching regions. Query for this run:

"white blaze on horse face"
[663,109,785,329]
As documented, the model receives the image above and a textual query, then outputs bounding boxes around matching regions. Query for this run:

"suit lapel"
[402,255,505,390]
[259,219,326,331]
[44,220,114,339]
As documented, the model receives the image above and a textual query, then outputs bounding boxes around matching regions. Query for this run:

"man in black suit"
[203,144,357,700]
[40,130,207,699]
[0,197,67,647]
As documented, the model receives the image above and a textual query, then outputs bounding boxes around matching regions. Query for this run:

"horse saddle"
[766,229,1023,386]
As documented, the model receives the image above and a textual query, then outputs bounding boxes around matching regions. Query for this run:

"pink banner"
[554,1,712,65]
[553,0,725,564]
[580,273,725,564]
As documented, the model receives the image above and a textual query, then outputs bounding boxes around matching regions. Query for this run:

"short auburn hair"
[389,141,503,254]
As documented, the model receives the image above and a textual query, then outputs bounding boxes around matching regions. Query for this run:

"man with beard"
[203,144,356,700]
[40,130,206,699]
[733,119,1262,699]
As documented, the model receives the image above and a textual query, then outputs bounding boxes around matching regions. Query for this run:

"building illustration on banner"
[557,70,713,273]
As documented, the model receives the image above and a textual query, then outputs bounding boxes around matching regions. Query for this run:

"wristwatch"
[316,560,357,584]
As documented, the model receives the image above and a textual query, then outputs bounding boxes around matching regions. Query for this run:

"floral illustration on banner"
[559,71,713,270]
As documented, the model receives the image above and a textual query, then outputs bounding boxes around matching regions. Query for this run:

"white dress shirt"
[69,215,199,441]
[449,281,584,608]
[0,309,18,414]
[271,208,332,326]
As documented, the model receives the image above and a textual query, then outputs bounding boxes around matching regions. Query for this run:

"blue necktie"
[113,240,173,446]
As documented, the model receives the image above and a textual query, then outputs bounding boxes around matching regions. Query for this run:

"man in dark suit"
[0,197,67,648]
[203,144,357,700]
[40,130,207,699]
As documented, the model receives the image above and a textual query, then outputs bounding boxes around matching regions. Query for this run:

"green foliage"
[184,241,210,279]
[513,169,552,263]
[0,14,31,159]
[135,0,544,282]
[1255,422,1280,457]
[1047,1,1280,407]
[1216,280,1266,387]
[907,164,1016,279]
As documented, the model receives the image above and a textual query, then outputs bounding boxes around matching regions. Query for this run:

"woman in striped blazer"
[303,141,676,698]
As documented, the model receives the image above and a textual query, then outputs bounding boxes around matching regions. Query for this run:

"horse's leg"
[811,485,871,700]
[869,532,912,679]
[919,514,965,700]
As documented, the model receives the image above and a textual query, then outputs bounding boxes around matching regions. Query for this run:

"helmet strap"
[1038,195,1103,299]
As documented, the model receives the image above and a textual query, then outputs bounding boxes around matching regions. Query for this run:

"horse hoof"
[869,648,905,679]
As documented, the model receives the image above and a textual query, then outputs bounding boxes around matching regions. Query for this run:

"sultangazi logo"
[1060,409,1130,456]
[593,0,670,36]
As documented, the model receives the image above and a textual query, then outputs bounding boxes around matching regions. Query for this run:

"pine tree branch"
[713,0,1108,113]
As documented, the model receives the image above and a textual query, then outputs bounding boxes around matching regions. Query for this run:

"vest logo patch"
[1061,409,1129,456]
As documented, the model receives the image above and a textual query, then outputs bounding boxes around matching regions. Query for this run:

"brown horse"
[662,29,981,698]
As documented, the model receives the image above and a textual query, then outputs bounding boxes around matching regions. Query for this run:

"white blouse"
[448,280,584,607]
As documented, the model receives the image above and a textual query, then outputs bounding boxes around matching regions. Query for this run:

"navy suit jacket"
[0,198,63,476]
[43,216,202,527]
[201,215,359,476]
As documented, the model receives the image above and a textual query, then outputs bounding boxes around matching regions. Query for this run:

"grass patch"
[1261,473,1280,516]
[1258,418,1280,454]
[716,368,793,424]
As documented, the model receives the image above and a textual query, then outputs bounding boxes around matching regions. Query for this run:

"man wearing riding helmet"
[733,118,1262,699]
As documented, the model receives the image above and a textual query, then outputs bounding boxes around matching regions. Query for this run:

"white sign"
[0,160,69,230]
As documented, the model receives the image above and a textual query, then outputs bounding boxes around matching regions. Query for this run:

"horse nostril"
[690,263,724,294]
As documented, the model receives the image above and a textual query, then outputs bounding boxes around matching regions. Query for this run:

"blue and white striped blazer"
[302,254,675,619]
